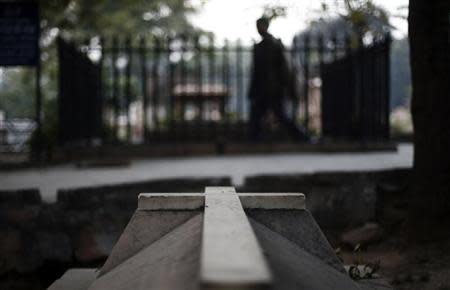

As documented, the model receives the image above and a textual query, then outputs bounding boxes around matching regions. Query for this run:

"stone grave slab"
[48,187,392,290]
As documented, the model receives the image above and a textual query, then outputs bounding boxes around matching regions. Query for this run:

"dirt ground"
[324,187,450,290]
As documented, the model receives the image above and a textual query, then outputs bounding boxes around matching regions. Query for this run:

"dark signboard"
[0,1,39,66]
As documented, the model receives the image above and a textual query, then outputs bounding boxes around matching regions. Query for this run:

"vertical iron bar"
[179,34,187,140]
[222,40,230,138]
[83,37,91,141]
[153,37,161,139]
[112,36,119,142]
[34,0,42,160]
[125,37,132,143]
[98,36,105,144]
[209,35,215,137]
[195,35,203,139]
[140,36,148,143]
[303,33,310,134]
[236,39,243,123]
[384,33,391,140]
[292,36,299,122]
[318,33,324,138]
[167,36,175,141]
[357,33,365,140]
[344,32,355,139]
[35,44,42,160]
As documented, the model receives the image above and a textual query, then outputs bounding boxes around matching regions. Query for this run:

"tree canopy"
[40,0,205,38]
[307,0,391,41]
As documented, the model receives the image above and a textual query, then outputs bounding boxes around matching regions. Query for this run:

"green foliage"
[262,5,287,21]
[0,69,36,118]
[341,0,391,34]
[316,0,391,42]
[40,0,204,38]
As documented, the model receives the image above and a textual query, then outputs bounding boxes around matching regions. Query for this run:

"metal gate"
[321,37,391,140]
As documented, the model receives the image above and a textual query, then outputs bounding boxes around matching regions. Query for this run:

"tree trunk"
[409,0,450,219]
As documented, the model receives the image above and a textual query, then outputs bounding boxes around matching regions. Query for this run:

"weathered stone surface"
[247,209,345,273]
[138,193,204,210]
[89,214,203,290]
[251,219,391,290]
[250,220,362,290]
[48,269,98,290]
[239,193,305,210]
[341,223,384,247]
[99,210,200,276]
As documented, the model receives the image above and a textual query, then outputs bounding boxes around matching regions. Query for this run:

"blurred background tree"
[40,0,205,37]
[311,0,391,45]
[0,0,206,118]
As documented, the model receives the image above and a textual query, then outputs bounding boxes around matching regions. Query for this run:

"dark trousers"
[249,97,309,141]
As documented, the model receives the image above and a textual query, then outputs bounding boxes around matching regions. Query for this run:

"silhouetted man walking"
[248,17,309,141]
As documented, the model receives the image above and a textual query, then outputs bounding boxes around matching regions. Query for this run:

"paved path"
[0,144,413,202]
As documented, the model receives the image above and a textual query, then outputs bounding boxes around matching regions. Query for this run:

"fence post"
[318,33,324,137]
[236,39,244,125]
[180,34,188,140]
[383,32,391,140]
[291,36,299,121]
[303,33,310,135]
[98,36,105,144]
[167,36,175,141]
[345,32,358,139]
[195,35,203,139]
[153,36,161,140]
[125,37,132,143]
[139,36,148,143]
[222,40,230,137]
[112,36,119,143]
[209,35,216,135]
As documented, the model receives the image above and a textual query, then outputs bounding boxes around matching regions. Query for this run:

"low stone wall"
[0,177,231,289]
[240,169,410,228]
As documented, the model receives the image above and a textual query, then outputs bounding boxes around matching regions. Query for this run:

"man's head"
[256,17,270,36]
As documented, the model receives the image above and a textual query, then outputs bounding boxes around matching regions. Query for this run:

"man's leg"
[272,100,309,141]
[249,99,267,141]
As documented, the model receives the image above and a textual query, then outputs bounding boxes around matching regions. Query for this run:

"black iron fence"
[58,32,391,146]
[321,36,391,140]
